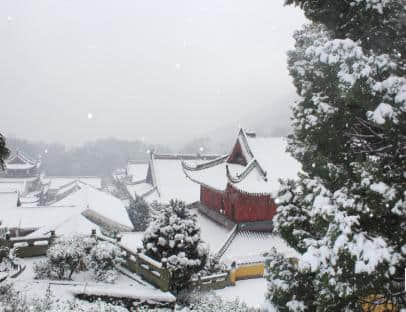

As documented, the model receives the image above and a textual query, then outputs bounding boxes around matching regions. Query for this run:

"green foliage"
[267,1,406,310]
[284,0,406,55]
[265,249,315,312]
[127,197,150,231]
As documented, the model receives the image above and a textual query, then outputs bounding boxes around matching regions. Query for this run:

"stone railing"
[0,231,56,258]
[189,272,234,291]
[94,233,171,292]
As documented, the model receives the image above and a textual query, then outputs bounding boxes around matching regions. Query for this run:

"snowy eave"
[5,163,35,170]
[183,130,301,196]
[7,151,36,165]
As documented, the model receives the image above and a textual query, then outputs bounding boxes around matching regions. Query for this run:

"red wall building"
[183,129,300,224]
[200,184,277,223]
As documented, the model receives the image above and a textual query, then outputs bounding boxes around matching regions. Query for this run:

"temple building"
[182,128,301,228]
[0,151,42,195]
[1,150,40,178]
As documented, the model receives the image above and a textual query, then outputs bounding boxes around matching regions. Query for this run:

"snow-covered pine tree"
[127,196,150,231]
[267,1,405,311]
[142,199,208,292]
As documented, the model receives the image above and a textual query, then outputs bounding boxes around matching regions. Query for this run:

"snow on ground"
[215,278,272,309]
[194,210,230,253]
[11,257,175,305]
[222,231,299,264]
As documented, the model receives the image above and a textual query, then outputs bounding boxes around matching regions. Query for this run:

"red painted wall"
[200,184,277,222]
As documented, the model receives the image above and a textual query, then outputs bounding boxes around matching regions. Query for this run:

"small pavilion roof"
[5,150,38,170]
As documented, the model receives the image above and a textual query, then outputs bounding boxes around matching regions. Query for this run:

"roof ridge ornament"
[181,155,228,171]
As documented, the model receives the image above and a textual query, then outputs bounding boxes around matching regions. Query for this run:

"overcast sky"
[1,0,306,146]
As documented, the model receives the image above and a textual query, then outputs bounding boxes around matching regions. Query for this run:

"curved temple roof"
[182,128,302,196]
[128,153,221,204]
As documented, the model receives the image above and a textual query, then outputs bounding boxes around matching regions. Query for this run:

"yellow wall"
[361,295,397,312]
[230,263,265,283]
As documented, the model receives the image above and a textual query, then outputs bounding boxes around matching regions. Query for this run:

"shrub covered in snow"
[175,290,257,312]
[0,283,128,312]
[198,254,228,276]
[142,199,209,292]
[89,241,124,283]
[127,196,150,231]
[0,282,29,312]
[0,245,18,274]
[34,235,124,283]
[34,235,96,280]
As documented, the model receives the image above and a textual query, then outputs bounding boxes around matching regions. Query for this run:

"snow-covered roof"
[55,180,83,198]
[126,182,155,199]
[194,211,230,252]
[221,231,299,264]
[46,176,102,190]
[7,150,36,165]
[244,136,301,193]
[0,204,84,229]
[126,162,149,183]
[0,181,27,193]
[151,157,200,204]
[183,128,302,196]
[5,163,35,170]
[27,213,102,237]
[52,185,133,229]
[132,153,220,205]
[0,177,38,183]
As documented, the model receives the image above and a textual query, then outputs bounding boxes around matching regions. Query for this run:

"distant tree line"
[5,137,171,177]
[3,134,235,177]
